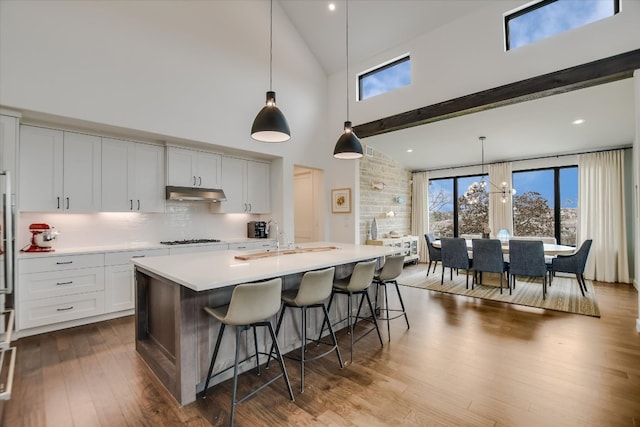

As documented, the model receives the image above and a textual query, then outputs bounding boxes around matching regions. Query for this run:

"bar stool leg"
[348,293,354,363]
[202,322,226,398]
[393,281,410,330]
[317,292,335,343]
[364,292,384,347]
[300,306,307,392]
[252,325,260,375]
[322,304,344,369]
[266,322,295,401]
[267,304,288,369]
[230,325,243,426]
[383,283,391,340]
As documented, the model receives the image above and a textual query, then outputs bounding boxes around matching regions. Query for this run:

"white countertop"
[132,242,396,292]
[15,239,271,258]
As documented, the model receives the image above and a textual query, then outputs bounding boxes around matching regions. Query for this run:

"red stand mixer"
[22,223,58,252]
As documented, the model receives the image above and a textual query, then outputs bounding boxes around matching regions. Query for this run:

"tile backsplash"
[18,201,263,250]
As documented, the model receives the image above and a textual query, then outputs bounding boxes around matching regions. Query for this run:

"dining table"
[432,239,576,255]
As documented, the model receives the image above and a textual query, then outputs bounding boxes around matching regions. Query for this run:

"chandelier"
[464,136,516,204]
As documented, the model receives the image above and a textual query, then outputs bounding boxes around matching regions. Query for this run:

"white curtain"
[411,171,429,263]
[488,162,514,237]
[578,150,629,283]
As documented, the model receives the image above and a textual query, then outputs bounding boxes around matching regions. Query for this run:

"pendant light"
[333,0,363,159]
[464,136,516,204]
[251,0,290,143]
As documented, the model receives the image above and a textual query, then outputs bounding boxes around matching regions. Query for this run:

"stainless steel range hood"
[165,186,227,202]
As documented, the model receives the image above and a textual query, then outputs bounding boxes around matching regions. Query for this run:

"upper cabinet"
[19,126,101,212]
[0,114,19,180]
[166,147,221,188]
[102,138,165,212]
[214,156,270,213]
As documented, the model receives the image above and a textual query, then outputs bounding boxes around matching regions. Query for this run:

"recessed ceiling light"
[406,149,413,153]
[572,119,585,125]
[328,3,336,11]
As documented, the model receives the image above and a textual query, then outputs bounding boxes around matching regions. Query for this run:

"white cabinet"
[104,248,168,313]
[366,235,419,264]
[18,253,105,330]
[19,126,101,212]
[168,243,228,255]
[215,157,270,213]
[228,240,276,251]
[167,146,221,188]
[102,138,165,212]
[0,114,18,180]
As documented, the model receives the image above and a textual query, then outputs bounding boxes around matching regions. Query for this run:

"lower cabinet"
[365,235,419,264]
[104,248,169,313]
[18,254,106,330]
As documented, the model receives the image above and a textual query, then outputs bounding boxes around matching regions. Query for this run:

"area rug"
[398,264,600,317]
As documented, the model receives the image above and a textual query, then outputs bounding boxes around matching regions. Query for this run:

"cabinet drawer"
[19,267,105,301]
[168,244,228,255]
[19,292,105,330]
[19,253,104,274]
[105,248,169,266]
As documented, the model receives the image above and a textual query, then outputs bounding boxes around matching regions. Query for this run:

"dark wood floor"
[2,263,639,426]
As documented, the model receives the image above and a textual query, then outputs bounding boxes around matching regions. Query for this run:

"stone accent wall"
[359,145,412,242]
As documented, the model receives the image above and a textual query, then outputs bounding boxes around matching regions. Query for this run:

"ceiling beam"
[354,49,640,139]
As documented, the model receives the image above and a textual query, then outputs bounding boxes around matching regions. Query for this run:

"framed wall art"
[331,188,351,213]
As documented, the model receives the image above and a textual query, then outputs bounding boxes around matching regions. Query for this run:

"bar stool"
[372,254,409,341]
[201,278,294,426]
[320,259,383,363]
[272,267,344,392]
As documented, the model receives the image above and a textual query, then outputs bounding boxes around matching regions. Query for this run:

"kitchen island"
[132,242,395,405]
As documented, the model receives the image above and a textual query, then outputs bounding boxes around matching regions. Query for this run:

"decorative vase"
[371,217,378,240]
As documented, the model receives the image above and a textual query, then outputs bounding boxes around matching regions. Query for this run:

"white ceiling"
[279,0,636,171]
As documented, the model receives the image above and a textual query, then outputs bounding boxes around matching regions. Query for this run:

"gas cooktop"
[160,239,222,245]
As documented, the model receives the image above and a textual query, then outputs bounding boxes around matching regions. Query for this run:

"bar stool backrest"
[224,278,282,325]
[346,259,377,292]
[377,254,405,281]
[294,267,336,306]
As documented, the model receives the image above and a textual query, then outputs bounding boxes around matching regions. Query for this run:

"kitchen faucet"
[267,219,279,250]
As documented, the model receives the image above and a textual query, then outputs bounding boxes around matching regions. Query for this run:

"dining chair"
[550,239,593,296]
[424,233,442,276]
[440,237,472,288]
[471,239,509,294]
[508,240,548,299]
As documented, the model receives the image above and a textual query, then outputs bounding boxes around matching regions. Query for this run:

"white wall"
[0,0,336,243]
[634,70,640,332]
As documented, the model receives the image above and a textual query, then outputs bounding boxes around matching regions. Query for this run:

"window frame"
[504,0,620,51]
[357,54,411,101]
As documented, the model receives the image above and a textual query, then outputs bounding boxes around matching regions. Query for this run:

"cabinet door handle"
[248,203,252,212]
[130,200,133,210]
[57,306,74,312]
[56,261,73,265]
[131,255,145,258]
[56,281,73,286]
[243,203,247,212]
[66,197,70,210]
[198,176,202,186]
[236,246,247,249]
[57,197,61,209]
[193,176,197,186]
[137,200,141,210]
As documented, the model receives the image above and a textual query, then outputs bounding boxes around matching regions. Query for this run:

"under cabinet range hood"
[165,186,227,202]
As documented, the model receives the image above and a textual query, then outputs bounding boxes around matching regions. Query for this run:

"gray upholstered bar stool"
[372,254,409,341]
[272,267,344,392]
[320,259,383,363]
[201,278,294,426]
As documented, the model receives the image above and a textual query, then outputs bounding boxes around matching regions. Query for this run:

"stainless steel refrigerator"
[0,170,16,401]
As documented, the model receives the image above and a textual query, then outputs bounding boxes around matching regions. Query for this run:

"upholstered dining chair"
[440,237,472,288]
[471,239,510,294]
[508,240,548,299]
[424,233,442,276]
[550,239,593,297]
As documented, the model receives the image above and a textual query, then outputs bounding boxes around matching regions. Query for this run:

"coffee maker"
[22,223,58,252]
[247,221,267,238]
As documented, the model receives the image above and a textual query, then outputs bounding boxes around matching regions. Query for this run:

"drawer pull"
[56,261,73,265]
[56,281,73,286]
[57,306,74,312]
[236,246,247,249]
[131,255,145,258]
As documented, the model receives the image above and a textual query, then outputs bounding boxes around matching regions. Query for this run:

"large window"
[358,55,411,101]
[505,0,619,51]
[429,166,578,245]
[512,166,578,245]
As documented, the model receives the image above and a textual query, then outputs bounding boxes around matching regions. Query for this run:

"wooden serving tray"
[234,246,338,260]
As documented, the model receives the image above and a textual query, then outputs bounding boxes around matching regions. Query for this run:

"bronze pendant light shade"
[333,0,362,159]
[251,0,290,143]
